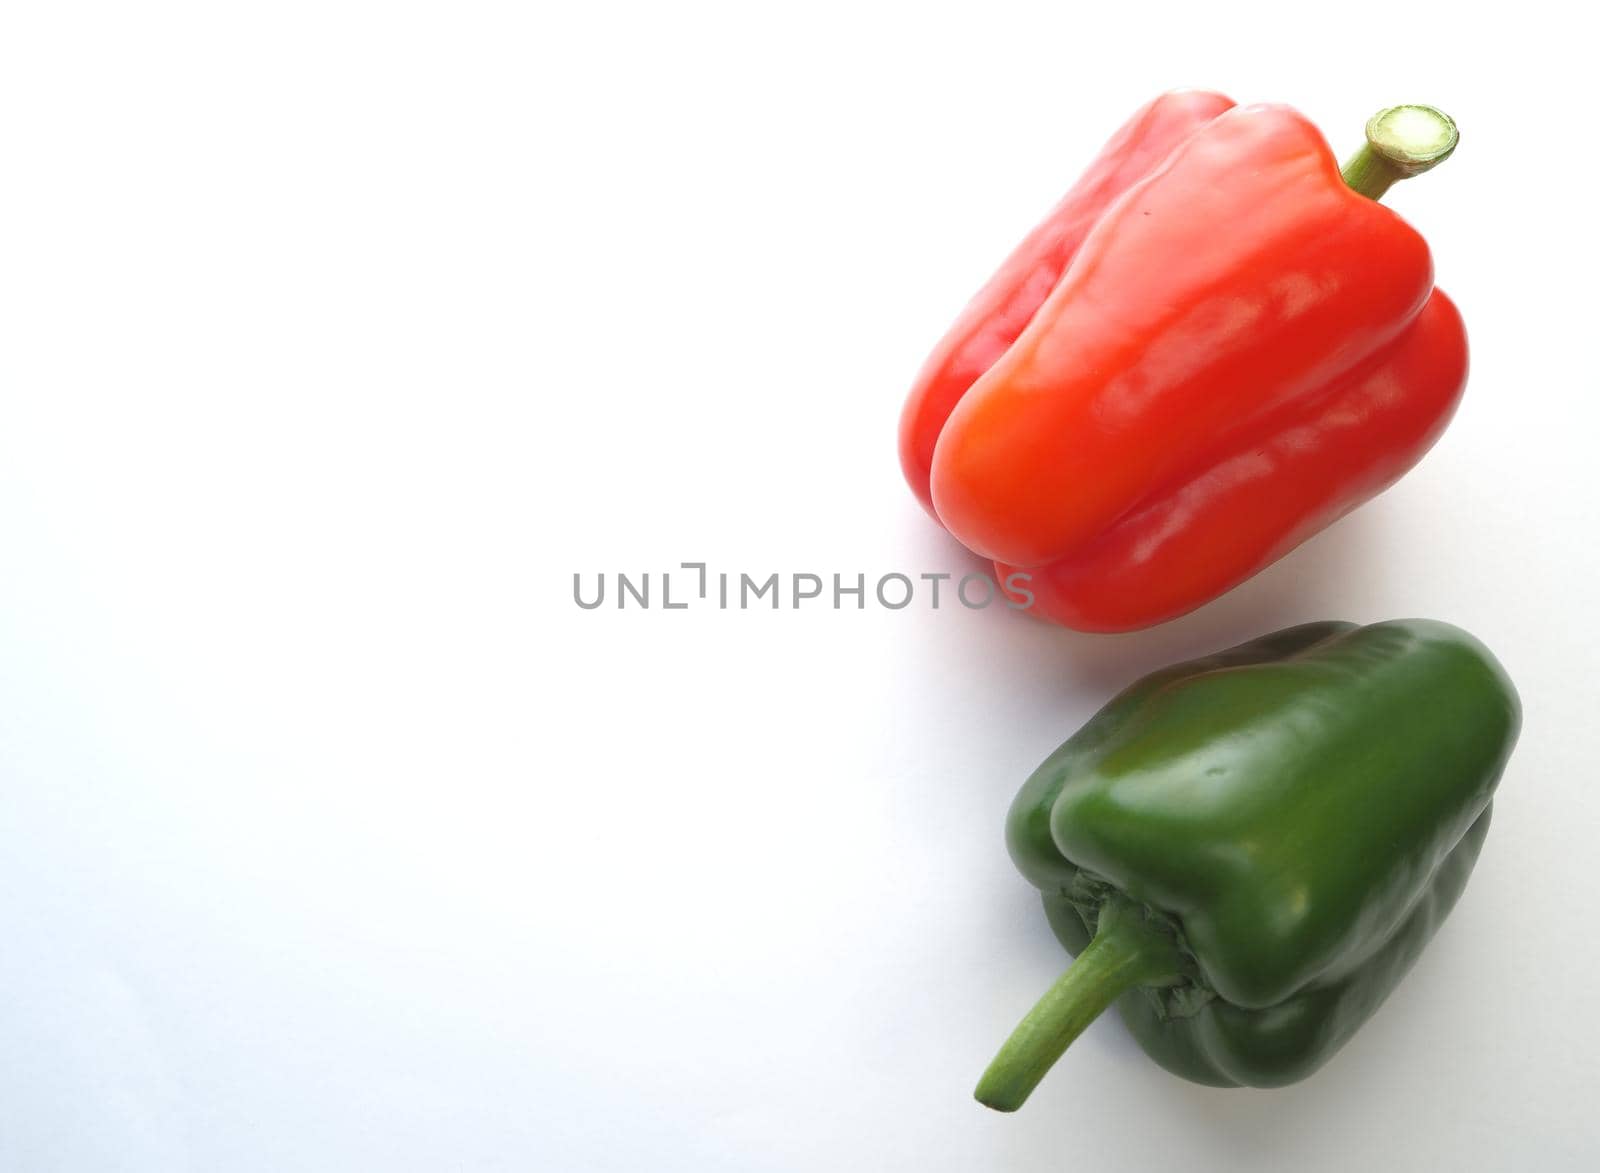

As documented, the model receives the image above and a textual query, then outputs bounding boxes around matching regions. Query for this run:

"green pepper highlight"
[977,619,1520,1111]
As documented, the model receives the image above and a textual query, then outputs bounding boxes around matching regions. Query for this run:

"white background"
[2,2,1596,1169]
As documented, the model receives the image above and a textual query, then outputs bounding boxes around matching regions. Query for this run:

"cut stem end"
[1341,104,1458,201]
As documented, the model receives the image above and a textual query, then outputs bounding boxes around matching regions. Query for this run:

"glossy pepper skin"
[901,96,1468,632]
[899,88,1236,518]
[982,620,1518,1106]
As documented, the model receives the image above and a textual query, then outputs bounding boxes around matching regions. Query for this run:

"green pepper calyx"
[1066,870,1214,1021]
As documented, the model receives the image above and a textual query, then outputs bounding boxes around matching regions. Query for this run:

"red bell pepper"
[899,94,1467,631]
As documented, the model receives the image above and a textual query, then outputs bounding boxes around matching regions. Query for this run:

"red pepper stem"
[1341,105,1458,201]
[974,896,1184,1112]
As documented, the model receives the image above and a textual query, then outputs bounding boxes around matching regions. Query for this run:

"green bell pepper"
[976,619,1520,1111]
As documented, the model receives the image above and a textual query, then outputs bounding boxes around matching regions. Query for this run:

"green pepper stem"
[975,897,1184,1112]
[1341,105,1458,201]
